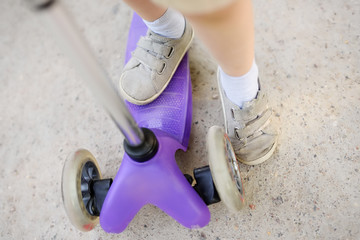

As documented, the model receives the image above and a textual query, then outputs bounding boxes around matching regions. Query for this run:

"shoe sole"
[237,140,277,165]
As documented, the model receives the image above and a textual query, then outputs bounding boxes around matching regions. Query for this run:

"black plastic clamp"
[123,128,159,162]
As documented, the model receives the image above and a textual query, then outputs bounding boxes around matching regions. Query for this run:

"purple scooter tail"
[100,129,210,233]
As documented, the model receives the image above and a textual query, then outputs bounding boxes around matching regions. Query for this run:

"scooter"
[30,0,245,233]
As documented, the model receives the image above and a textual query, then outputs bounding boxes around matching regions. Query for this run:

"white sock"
[143,8,185,39]
[219,60,259,108]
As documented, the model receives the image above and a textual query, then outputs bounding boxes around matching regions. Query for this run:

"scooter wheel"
[61,149,102,231]
[207,126,245,212]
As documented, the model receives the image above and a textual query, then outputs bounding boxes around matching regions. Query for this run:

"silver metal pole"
[29,0,144,146]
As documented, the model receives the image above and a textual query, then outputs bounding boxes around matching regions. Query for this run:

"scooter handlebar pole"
[28,0,144,146]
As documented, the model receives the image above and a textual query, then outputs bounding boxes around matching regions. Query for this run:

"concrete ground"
[1,0,359,239]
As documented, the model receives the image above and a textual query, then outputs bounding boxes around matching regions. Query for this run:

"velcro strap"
[235,108,272,140]
[232,91,268,122]
[132,47,165,73]
[137,37,173,58]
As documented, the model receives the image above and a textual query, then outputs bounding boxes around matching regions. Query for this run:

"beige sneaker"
[119,20,194,105]
[217,71,278,165]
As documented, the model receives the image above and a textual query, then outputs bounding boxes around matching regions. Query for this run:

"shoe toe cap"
[120,66,156,102]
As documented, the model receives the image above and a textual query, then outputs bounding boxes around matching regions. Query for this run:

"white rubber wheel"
[207,126,245,212]
[61,149,102,231]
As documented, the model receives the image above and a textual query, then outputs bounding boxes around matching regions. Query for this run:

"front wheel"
[207,126,245,212]
[61,149,102,231]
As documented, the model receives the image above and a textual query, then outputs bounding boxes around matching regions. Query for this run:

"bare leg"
[181,1,277,165]
[183,0,254,76]
[123,0,167,21]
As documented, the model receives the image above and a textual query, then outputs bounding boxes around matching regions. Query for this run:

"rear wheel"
[207,126,245,211]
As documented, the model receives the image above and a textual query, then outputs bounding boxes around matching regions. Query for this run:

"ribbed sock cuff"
[219,60,259,108]
[143,8,185,39]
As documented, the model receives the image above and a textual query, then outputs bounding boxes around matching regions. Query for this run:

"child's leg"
[123,0,167,22]
[184,0,259,108]
[182,0,278,165]
[183,0,254,77]
[123,0,185,39]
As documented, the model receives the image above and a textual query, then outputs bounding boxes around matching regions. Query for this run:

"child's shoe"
[119,21,194,105]
[217,71,278,165]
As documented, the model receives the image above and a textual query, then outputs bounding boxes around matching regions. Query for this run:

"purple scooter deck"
[99,13,210,233]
